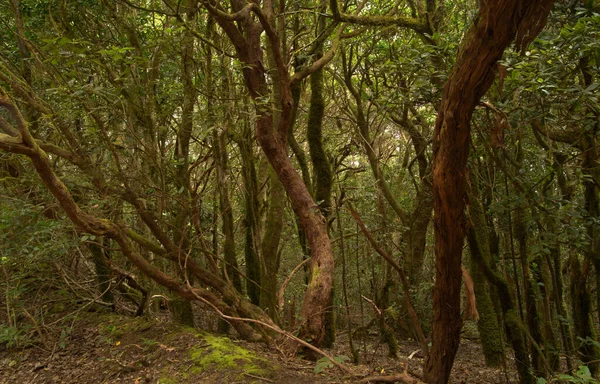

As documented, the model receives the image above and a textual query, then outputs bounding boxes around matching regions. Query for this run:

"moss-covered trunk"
[238,123,262,306]
[89,239,115,308]
[468,228,536,384]
[515,206,545,376]
[465,173,503,367]
[305,0,335,346]
[214,129,242,293]
[170,0,199,326]
[569,253,600,376]
[211,2,335,347]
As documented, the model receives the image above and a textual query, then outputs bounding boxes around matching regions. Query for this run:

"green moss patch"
[187,332,274,381]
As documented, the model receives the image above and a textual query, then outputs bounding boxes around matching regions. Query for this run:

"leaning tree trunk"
[209,1,335,347]
[424,1,554,382]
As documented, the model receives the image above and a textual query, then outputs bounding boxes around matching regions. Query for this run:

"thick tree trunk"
[255,114,335,347]
[424,1,554,382]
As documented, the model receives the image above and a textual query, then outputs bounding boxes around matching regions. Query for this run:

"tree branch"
[329,0,429,34]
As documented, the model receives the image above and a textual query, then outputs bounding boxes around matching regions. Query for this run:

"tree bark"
[465,172,503,367]
[305,4,335,345]
[209,0,336,347]
[424,1,554,382]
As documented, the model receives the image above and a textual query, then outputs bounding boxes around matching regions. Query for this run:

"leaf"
[333,355,350,363]
[576,365,592,377]
[584,83,599,93]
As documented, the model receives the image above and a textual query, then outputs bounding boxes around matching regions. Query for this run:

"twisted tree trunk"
[424,1,554,382]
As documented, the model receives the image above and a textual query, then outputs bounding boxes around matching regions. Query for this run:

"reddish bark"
[208,0,335,347]
[424,1,554,383]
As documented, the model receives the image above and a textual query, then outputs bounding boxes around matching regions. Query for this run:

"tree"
[424,1,554,382]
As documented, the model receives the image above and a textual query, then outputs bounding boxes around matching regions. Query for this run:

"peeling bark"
[424,1,554,382]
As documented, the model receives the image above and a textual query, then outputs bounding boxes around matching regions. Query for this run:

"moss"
[156,376,178,384]
[467,172,504,367]
[187,332,273,380]
[308,266,322,289]
[381,321,399,358]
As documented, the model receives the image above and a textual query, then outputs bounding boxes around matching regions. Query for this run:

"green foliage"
[314,355,350,373]
[0,324,31,349]
[537,365,599,383]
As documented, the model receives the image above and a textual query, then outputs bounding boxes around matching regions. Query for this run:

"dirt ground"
[0,311,520,384]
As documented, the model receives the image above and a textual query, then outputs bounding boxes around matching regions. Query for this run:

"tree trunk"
[468,225,536,384]
[210,2,335,348]
[170,0,199,326]
[258,43,287,321]
[569,253,600,377]
[89,239,115,309]
[515,206,545,376]
[238,122,262,305]
[259,168,285,319]
[466,173,503,367]
[424,1,554,382]
[579,57,600,378]
[214,129,242,292]
[305,12,335,344]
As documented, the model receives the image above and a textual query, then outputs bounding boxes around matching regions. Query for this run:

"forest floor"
[0,310,517,384]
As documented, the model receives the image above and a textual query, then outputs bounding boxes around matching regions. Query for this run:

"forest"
[0,0,599,383]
